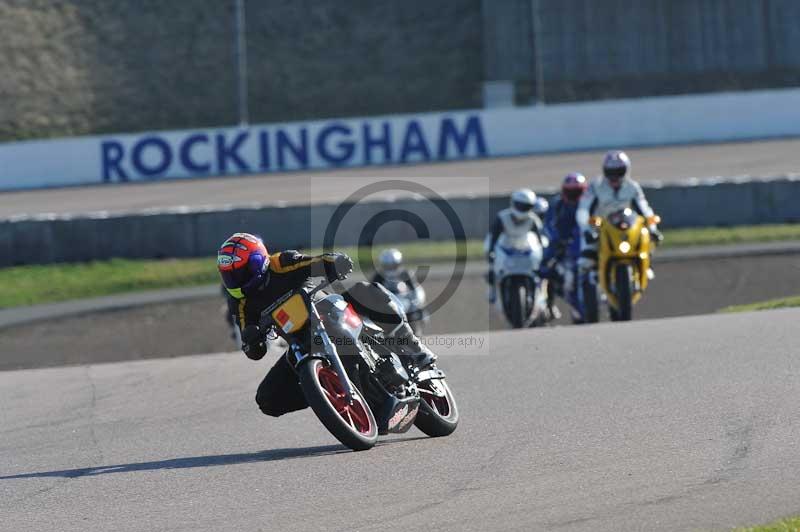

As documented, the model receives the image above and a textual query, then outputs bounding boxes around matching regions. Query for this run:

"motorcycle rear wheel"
[298,359,378,451]
[415,379,459,437]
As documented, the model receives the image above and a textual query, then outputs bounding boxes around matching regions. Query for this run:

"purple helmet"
[561,172,587,203]
[602,150,631,187]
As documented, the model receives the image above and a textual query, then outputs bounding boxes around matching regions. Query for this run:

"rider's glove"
[583,230,598,245]
[649,225,664,244]
[241,325,267,360]
[332,253,353,280]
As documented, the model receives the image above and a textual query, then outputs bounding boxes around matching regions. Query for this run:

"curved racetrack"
[1,250,797,370]
[2,309,799,531]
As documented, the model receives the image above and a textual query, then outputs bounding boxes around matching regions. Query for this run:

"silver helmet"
[377,248,403,278]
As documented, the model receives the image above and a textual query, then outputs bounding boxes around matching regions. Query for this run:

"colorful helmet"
[377,248,403,278]
[217,232,270,299]
[602,150,631,186]
[510,188,537,218]
[561,172,587,203]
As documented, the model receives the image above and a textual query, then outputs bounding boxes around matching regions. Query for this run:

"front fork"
[289,311,356,405]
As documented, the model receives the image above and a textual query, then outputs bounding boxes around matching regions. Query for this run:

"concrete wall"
[483,0,800,104]
[0,0,482,141]
[4,0,800,141]
[7,87,800,190]
[2,178,799,267]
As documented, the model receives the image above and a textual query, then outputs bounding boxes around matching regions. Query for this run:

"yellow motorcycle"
[583,208,660,322]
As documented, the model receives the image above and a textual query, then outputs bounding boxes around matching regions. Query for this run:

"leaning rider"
[576,151,663,280]
[217,233,435,418]
[483,188,545,304]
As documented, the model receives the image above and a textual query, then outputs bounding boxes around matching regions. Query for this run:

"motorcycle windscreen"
[271,294,309,334]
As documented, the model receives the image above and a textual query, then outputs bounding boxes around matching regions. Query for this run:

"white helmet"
[377,248,403,278]
[510,188,537,218]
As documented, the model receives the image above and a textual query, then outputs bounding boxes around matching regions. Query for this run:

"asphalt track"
[2,137,800,217]
[2,308,800,531]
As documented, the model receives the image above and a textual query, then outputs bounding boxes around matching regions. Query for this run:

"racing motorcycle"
[490,232,549,329]
[379,277,430,336]
[582,208,660,322]
[543,234,585,324]
[259,279,458,451]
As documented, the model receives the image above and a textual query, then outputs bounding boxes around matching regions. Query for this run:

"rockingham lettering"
[99,115,487,182]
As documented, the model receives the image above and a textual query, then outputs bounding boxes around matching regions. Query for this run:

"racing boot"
[485,270,496,304]
[389,322,437,370]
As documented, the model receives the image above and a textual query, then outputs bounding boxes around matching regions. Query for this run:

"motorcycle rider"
[218,232,436,418]
[484,188,544,304]
[371,248,421,291]
[576,151,663,280]
[540,173,588,318]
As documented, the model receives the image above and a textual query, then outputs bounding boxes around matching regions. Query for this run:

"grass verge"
[735,515,800,531]
[0,223,798,309]
[721,295,800,313]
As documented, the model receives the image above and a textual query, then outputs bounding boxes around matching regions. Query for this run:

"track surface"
[2,137,800,217]
[2,309,799,531]
[1,251,797,370]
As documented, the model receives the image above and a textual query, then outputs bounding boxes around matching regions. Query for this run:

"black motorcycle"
[259,280,458,451]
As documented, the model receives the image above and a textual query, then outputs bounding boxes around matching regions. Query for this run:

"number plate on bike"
[272,294,309,333]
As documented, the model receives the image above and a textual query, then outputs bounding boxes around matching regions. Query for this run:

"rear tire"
[415,379,459,437]
[615,265,633,321]
[298,359,378,451]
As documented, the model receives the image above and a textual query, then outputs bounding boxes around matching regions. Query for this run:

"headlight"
[618,241,631,253]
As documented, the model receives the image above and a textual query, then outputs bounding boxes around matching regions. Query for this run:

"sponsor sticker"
[388,404,409,429]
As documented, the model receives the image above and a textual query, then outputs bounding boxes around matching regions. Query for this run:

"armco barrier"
[1,177,799,267]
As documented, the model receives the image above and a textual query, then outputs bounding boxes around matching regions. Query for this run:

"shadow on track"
[1,445,347,480]
[0,436,429,480]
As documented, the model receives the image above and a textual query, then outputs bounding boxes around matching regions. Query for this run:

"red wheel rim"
[419,381,451,417]
[316,365,373,435]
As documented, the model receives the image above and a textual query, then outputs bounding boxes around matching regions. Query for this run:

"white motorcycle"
[381,277,430,336]
[490,232,549,329]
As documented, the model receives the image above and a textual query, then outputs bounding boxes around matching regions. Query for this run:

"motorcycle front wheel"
[581,278,599,324]
[415,378,459,437]
[502,277,529,329]
[614,265,633,321]
[298,358,378,451]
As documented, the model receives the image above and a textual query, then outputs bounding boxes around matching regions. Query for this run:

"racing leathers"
[540,197,582,313]
[484,207,544,302]
[226,250,434,418]
[371,269,421,292]
[575,176,660,272]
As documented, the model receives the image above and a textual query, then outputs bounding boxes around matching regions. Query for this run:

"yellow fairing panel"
[271,294,309,334]
[597,215,652,309]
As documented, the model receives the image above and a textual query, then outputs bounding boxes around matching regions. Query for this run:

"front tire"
[415,379,459,437]
[502,277,529,329]
[582,277,599,324]
[615,265,633,321]
[298,359,378,451]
